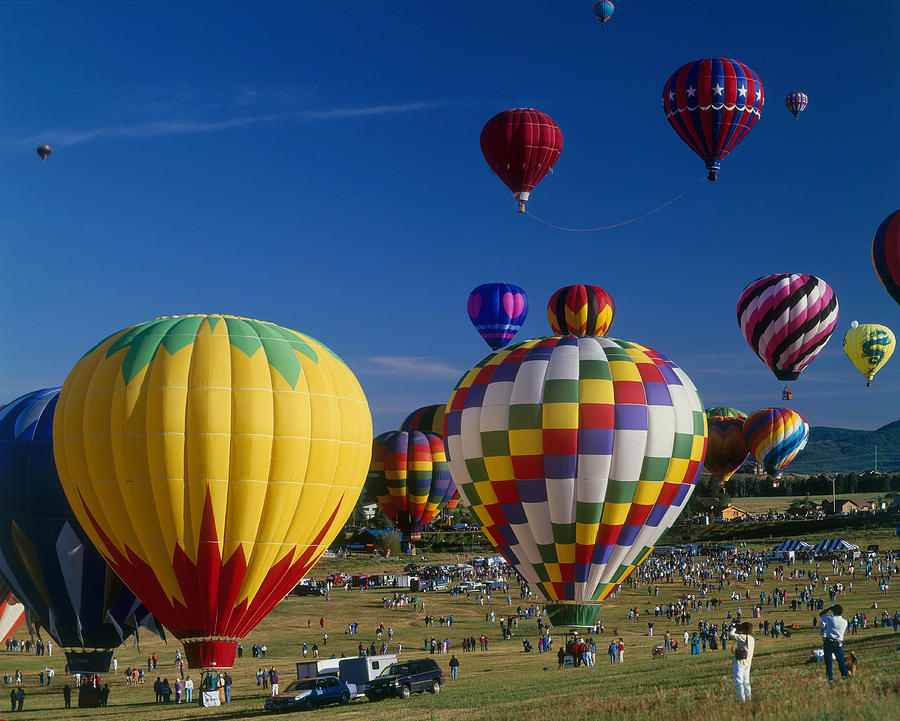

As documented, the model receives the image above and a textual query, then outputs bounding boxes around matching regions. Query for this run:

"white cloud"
[364,356,461,380]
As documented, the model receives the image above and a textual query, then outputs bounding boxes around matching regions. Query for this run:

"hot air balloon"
[0,580,24,646]
[468,283,529,350]
[871,210,900,307]
[445,335,707,627]
[0,388,160,673]
[53,315,372,669]
[366,430,455,540]
[481,109,563,211]
[662,58,764,180]
[704,407,750,487]
[843,322,895,387]
[593,1,614,24]
[743,408,808,485]
[548,285,615,336]
[737,274,839,394]
[784,91,808,119]
[36,145,51,162]
[400,404,465,511]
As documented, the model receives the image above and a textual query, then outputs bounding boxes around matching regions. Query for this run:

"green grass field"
[3,528,899,721]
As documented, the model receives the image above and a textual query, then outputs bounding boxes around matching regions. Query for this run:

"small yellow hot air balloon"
[843,321,895,387]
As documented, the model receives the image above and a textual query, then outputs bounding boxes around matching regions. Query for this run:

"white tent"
[772,539,813,552]
[814,539,859,552]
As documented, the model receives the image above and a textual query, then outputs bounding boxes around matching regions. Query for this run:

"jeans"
[186,688,193,702]
[450,666,457,679]
[733,661,751,702]
[823,639,849,681]
[225,686,231,704]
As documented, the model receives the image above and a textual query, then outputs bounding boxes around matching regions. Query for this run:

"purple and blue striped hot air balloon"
[743,408,809,483]
[593,1,614,25]
[467,283,529,350]
[662,58,764,180]
[784,91,808,119]
[737,274,839,387]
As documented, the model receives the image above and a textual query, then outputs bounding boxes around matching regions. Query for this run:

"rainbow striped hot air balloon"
[366,431,456,541]
[704,407,749,486]
[54,315,372,669]
[547,284,615,337]
[399,404,464,509]
[743,408,809,485]
[445,335,707,627]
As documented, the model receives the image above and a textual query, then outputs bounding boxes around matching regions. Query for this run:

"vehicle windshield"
[379,664,409,677]
[285,679,318,693]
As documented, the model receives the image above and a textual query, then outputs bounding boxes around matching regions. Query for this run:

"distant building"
[821,499,871,515]
[720,504,752,521]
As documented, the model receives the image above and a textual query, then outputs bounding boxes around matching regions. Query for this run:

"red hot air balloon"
[548,285,615,336]
[480,109,563,212]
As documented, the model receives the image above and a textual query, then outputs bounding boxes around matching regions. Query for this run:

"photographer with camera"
[819,604,849,681]
[727,621,755,703]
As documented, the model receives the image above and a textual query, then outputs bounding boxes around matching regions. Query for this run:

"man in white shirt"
[820,604,849,681]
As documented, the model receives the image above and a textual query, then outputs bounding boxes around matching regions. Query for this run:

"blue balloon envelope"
[0,388,161,673]
[467,283,529,350]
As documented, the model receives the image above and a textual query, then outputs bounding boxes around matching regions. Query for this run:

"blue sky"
[2,1,899,432]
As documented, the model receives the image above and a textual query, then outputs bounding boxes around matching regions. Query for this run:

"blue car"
[264,676,351,712]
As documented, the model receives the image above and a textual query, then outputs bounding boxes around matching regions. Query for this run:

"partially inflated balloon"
[872,210,900,307]
[704,407,749,486]
[784,92,808,119]
[445,336,707,627]
[743,408,808,479]
[468,283,529,349]
[548,285,614,336]
[400,404,446,435]
[0,580,24,647]
[481,109,563,211]
[54,315,372,669]
[366,431,455,540]
[662,58,764,180]
[843,323,894,386]
[0,389,158,673]
[737,274,838,382]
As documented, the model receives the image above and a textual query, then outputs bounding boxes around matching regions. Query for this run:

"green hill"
[789,419,900,473]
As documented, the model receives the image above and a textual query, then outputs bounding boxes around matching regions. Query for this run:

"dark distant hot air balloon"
[548,285,615,336]
[36,145,51,162]
[366,431,455,541]
[481,109,563,211]
[704,407,749,486]
[872,210,900,307]
[737,274,838,390]
[593,1,614,24]
[784,92,808,119]
[0,388,160,673]
[662,58,764,180]
[468,283,529,349]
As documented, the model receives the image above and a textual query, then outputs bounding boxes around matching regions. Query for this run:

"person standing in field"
[617,638,624,663]
[820,604,850,681]
[728,621,755,703]
[449,655,459,679]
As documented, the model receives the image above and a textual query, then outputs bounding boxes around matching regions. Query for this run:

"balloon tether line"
[523,176,707,232]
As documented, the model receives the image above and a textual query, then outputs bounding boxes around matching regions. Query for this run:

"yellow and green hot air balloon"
[843,322,895,387]
[53,315,372,669]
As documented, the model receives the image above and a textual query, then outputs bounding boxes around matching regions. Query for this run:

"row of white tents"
[772,538,860,553]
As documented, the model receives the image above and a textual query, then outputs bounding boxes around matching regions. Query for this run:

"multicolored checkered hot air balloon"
[843,322,895,387]
[784,91,808,119]
[704,407,749,486]
[53,315,372,669]
[743,408,809,482]
[399,404,463,509]
[468,283,529,350]
[0,388,160,674]
[737,274,839,387]
[445,335,707,627]
[662,58,764,180]
[480,109,563,211]
[547,285,615,337]
[871,210,900,307]
[366,431,455,540]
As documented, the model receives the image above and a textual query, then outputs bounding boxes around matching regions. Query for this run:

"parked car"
[364,658,444,700]
[264,676,351,712]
